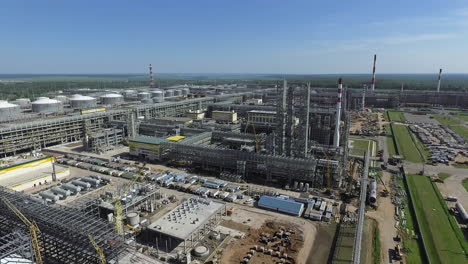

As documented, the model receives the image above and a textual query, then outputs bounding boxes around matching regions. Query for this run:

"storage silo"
[100,93,124,105]
[54,95,69,104]
[182,88,190,96]
[151,90,164,103]
[173,89,182,97]
[0,100,20,119]
[138,92,151,100]
[32,98,63,113]
[164,90,174,97]
[141,98,153,104]
[70,94,97,109]
[13,98,31,109]
[123,89,136,97]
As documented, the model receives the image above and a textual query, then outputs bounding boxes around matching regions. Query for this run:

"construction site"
[0,57,467,264]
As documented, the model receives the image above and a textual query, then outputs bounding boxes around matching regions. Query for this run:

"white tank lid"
[100,93,123,98]
[32,98,61,104]
[0,100,19,109]
[70,94,95,101]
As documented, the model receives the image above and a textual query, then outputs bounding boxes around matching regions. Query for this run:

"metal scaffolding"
[0,187,122,264]
[0,231,33,263]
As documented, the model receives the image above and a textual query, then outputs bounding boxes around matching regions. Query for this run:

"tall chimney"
[437,69,442,92]
[371,54,377,91]
[333,78,343,148]
[149,64,155,88]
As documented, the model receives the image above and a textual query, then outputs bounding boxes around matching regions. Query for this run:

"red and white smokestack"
[333,78,343,148]
[371,54,377,91]
[149,64,155,88]
[437,68,442,92]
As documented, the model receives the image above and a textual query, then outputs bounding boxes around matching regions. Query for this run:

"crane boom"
[1,198,43,264]
[88,234,106,264]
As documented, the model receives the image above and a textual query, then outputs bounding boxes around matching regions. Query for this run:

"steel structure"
[0,231,33,263]
[0,187,122,264]
[0,95,246,157]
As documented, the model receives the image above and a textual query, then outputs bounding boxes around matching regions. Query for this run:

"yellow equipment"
[113,163,146,234]
[1,197,43,264]
[88,234,106,264]
[126,224,141,233]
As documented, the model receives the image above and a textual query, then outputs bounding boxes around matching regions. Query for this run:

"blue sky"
[1,0,467,74]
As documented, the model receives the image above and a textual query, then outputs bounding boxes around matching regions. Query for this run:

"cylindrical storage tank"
[31,98,63,113]
[150,90,164,98]
[138,92,151,100]
[39,191,59,201]
[123,90,136,97]
[153,97,164,103]
[141,98,153,104]
[173,89,182,97]
[54,95,69,104]
[70,94,97,109]
[126,212,140,226]
[13,98,31,109]
[71,180,91,190]
[81,177,100,187]
[193,246,209,257]
[62,183,81,194]
[164,90,174,97]
[369,180,377,203]
[50,187,71,197]
[100,93,124,105]
[0,101,20,119]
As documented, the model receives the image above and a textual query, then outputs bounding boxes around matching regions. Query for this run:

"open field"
[451,125,468,140]
[463,178,468,192]
[433,115,461,126]
[392,124,427,162]
[438,172,451,181]
[387,110,406,122]
[406,174,468,264]
[350,139,371,156]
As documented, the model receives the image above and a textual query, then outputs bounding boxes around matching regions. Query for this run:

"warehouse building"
[147,197,225,253]
[212,111,238,123]
[257,195,304,216]
[129,136,185,161]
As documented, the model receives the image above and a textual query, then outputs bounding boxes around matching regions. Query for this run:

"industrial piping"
[437,68,442,92]
[333,78,343,148]
[371,54,377,91]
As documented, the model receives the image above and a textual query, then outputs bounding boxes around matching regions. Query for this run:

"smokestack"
[333,78,343,148]
[361,91,365,111]
[437,68,442,92]
[371,54,377,91]
[149,64,155,88]
[401,83,404,92]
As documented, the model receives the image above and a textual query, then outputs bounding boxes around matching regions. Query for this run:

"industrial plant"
[0,60,467,264]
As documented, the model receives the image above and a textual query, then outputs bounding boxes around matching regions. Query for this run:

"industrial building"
[257,195,305,216]
[147,197,225,252]
[83,128,124,153]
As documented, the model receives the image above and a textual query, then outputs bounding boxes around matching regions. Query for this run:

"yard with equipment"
[406,174,468,264]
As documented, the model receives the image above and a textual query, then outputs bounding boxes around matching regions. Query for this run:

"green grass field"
[433,115,461,126]
[454,163,468,169]
[450,125,468,140]
[392,124,427,162]
[350,139,371,156]
[387,110,406,122]
[406,174,468,264]
[372,227,381,264]
[396,176,425,264]
[438,173,451,181]
[463,178,468,192]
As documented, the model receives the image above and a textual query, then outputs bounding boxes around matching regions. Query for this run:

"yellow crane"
[113,163,147,235]
[0,197,43,264]
[88,234,106,264]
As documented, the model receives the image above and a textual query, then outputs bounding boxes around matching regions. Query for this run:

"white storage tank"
[127,212,140,226]
[164,90,174,97]
[182,88,190,96]
[173,89,182,97]
[70,94,97,109]
[138,92,151,100]
[54,95,69,104]
[123,90,136,97]
[100,93,124,105]
[0,100,20,119]
[150,90,164,98]
[32,98,63,113]
[13,98,31,109]
[141,98,153,104]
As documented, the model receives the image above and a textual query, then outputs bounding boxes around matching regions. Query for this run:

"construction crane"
[374,171,389,197]
[244,120,259,152]
[113,163,147,235]
[0,197,43,264]
[88,234,106,264]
